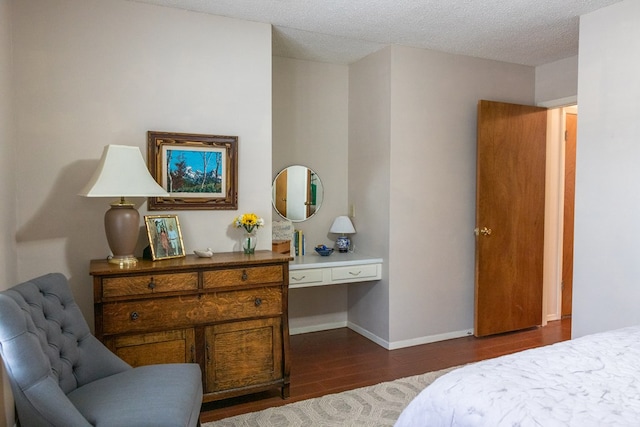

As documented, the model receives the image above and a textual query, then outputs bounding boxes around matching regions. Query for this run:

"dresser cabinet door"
[204,317,283,393]
[104,329,196,367]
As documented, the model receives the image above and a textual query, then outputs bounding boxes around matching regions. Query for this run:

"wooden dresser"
[90,251,292,402]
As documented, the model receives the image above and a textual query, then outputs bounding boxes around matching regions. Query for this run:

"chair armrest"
[18,377,92,427]
[74,335,131,386]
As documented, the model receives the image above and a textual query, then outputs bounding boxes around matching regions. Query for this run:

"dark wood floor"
[200,318,571,423]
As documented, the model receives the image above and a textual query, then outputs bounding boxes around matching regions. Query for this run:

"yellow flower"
[233,213,264,233]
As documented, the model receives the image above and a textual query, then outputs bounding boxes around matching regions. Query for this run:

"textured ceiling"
[130,0,623,66]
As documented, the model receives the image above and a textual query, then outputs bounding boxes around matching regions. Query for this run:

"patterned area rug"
[206,366,458,427]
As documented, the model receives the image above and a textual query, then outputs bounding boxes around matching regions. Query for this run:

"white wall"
[12,0,273,328]
[272,56,350,333]
[572,0,640,337]
[535,56,579,105]
[272,57,349,248]
[388,46,535,346]
[0,0,17,424]
[348,47,392,343]
[348,45,536,348]
[0,0,16,288]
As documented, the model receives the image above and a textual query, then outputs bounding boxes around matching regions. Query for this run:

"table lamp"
[79,144,169,266]
[329,215,356,253]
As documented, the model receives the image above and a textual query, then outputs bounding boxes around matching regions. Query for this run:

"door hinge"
[564,130,568,141]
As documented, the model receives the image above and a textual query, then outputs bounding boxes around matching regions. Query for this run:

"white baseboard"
[348,321,473,350]
[290,321,348,335]
[291,320,474,350]
[346,322,391,348]
[388,328,474,350]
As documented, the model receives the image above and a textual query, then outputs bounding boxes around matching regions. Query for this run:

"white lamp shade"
[329,216,356,234]
[79,144,168,197]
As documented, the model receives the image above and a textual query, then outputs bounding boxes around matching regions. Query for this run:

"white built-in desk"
[289,252,383,289]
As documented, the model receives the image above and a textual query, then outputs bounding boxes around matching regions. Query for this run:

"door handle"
[474,227,492,236]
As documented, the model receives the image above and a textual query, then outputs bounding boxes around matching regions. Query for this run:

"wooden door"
[562,112,577,316]
[475,100,547,337]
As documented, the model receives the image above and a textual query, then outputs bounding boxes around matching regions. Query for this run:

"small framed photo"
[144,215,186,261]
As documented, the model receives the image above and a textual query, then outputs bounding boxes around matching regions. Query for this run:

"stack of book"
[293,229,305,256]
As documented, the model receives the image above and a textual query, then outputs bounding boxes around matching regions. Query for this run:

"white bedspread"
[396,325,640,427]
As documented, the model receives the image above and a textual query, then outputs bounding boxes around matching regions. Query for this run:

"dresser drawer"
[101,295,206,334]
[215,287,282,321]
[203,265,283,289]
[102,272,198,298]
[331,264,379,281]
[102,287,282,334]
[289,269,324,286]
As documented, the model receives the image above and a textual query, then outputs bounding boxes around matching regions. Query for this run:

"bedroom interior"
[200,319,572,423]
[2,0,640,425]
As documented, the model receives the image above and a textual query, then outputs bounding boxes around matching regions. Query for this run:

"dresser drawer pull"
[348,271,362,276]
[130,311,139,321]
[291,275,306,281]
[147,278,156,290]
[241,270,248,281]
[254,297,262,307]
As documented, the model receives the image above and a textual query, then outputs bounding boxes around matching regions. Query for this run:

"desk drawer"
[289,269,324,286]
[102,272,198,298]
[203,265,283,289]
[331,264,379,281]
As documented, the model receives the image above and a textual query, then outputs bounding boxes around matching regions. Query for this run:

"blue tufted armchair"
[0,273,203,427]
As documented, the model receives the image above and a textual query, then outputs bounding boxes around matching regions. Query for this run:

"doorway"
[543,105,577,322]
[562,111,577,317]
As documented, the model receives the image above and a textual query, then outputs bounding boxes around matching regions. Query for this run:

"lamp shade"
[79,144,168,197]
[79,144,168,266]
[329,216,356,234]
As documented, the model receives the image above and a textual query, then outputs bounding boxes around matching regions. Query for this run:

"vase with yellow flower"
[233,213,264,254]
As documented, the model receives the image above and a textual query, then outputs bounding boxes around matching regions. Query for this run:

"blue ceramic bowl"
[315,247,334,256]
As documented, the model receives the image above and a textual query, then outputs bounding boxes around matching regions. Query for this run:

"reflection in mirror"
[272,165,323,222]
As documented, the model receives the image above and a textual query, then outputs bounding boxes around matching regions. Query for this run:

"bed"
[396,325,640,426]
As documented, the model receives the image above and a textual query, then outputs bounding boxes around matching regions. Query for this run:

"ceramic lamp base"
[104,201,140,265]
[336,236,350,253]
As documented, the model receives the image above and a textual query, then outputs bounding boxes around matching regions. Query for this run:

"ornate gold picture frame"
[147,131,238,210]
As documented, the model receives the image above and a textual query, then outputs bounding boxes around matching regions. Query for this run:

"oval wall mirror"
[272,165,324,222]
